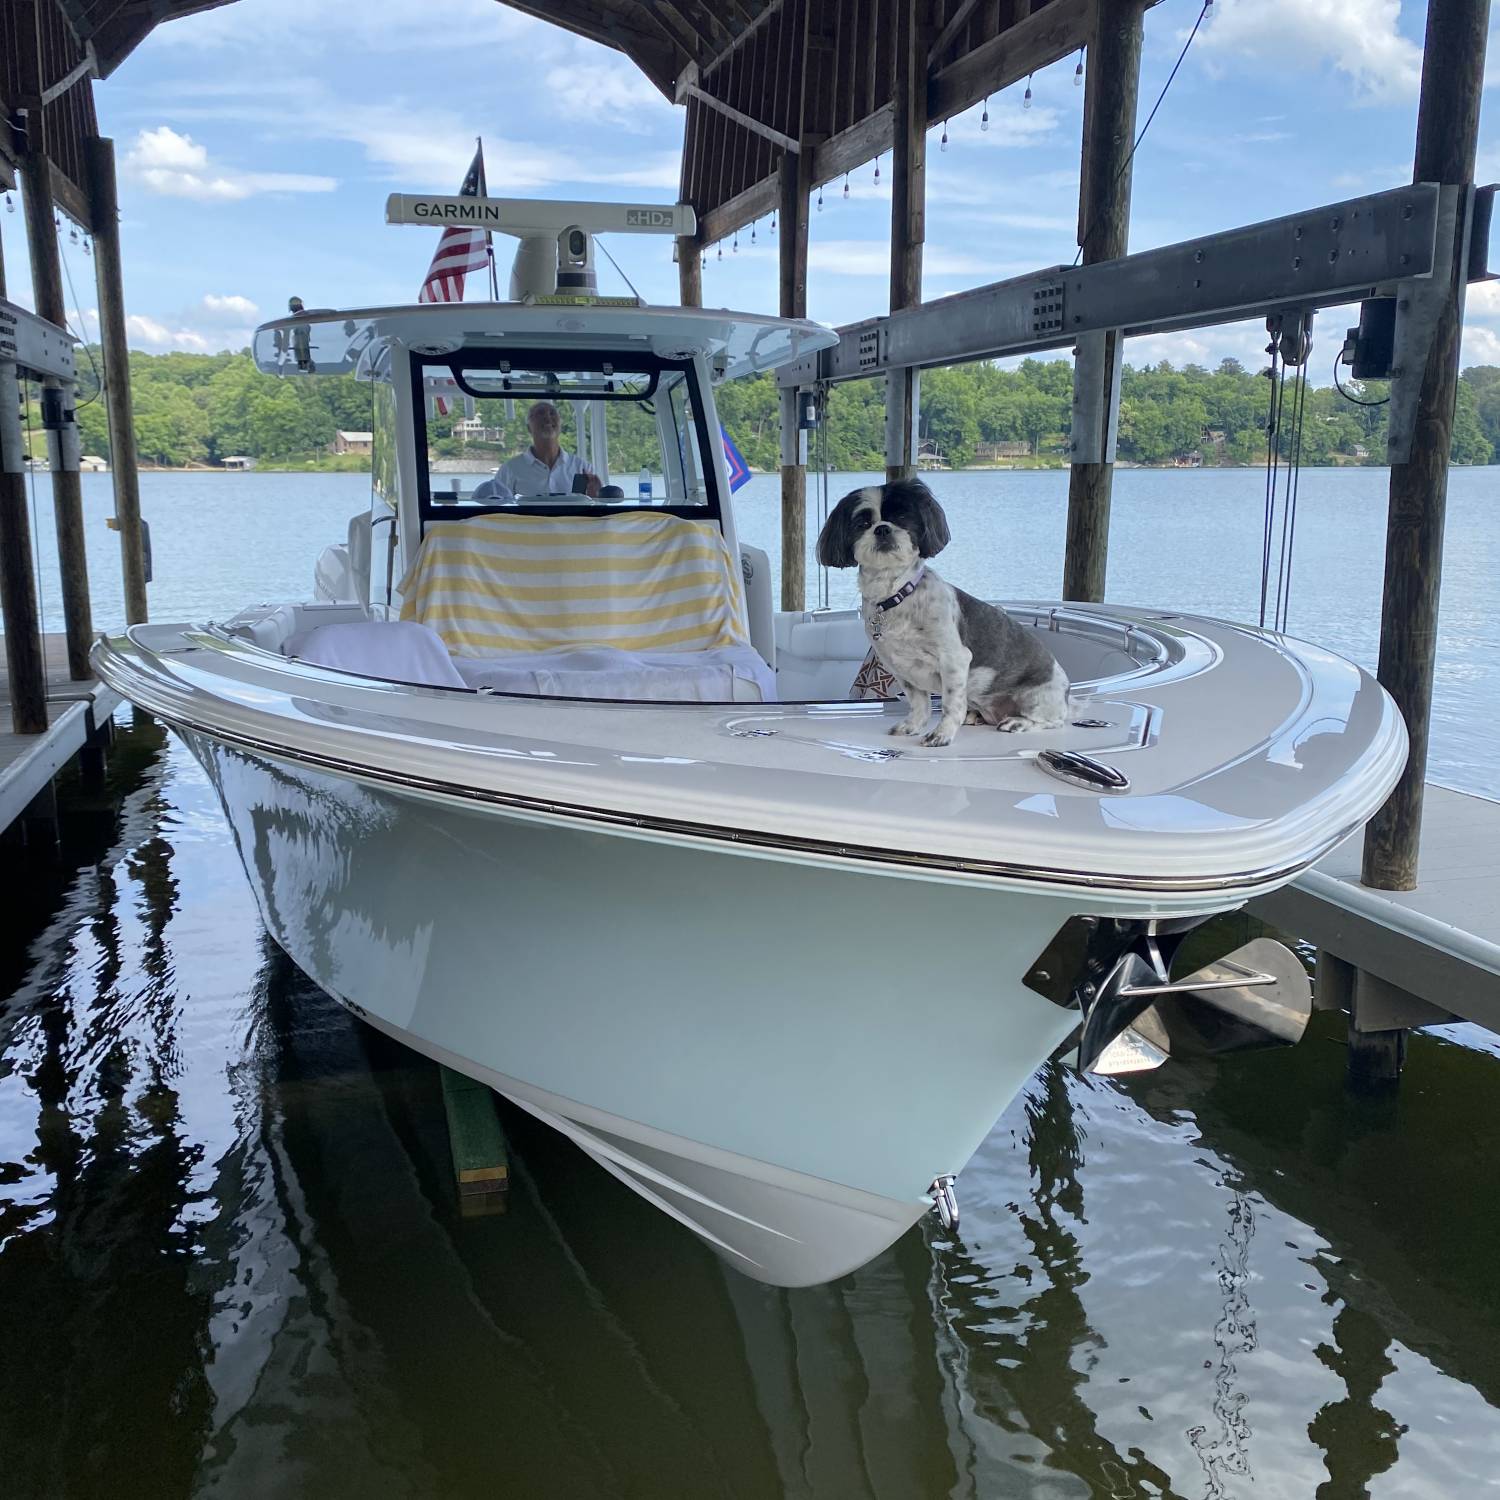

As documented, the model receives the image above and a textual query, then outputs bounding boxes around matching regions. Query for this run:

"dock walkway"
[0,633,120,836]
[1253,785,1500,1033]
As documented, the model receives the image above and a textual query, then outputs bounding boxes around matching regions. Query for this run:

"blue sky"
[5,0,1500,375]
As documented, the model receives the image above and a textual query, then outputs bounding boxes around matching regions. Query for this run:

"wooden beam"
[1361,0,1492,892]
[678,80,800,154]
[86,136,147,625]
[498,0,681,95]
[931,0,984,64]
[677,235,702,305]
[1062,0,1143,603]
[700,0,784,75]
[21,149,93,681]
[887,0,929,480]
[0,227,50,734]
[779,146,811,610]
[927,0,1091,122]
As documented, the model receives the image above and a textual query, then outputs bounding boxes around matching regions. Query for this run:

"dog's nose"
[874,523,892,536]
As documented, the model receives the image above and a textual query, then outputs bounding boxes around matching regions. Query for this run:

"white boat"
[93,200,1407,1286]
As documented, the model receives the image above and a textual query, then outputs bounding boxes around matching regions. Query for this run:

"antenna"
[385,195,696,300]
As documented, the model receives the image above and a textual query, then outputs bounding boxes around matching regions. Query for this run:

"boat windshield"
[412,348,719,522]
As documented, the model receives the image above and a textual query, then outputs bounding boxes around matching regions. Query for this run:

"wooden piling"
[886,0,929,482]
[779,145,812,611]
[1062,0,1145,603]
[21,150,93,681]
[86,137,148,627]
[0,216,50,734]
[677,235,702,308]
[1361,0,1492,893]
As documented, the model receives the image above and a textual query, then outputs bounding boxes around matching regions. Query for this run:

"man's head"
[527,401,562,443]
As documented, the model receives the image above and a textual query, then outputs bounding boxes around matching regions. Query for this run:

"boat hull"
[186,727,1099,1285]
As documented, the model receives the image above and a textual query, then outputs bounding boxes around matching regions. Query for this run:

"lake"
[19,463,1499,792]
[2,465,1498,1498]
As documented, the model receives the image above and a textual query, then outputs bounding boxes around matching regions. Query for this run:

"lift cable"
[1074,0,1214,268]
[57,231,104,410]
[1259,316,1312,633]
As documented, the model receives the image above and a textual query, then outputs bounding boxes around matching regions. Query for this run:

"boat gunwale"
[107,665,1381,905]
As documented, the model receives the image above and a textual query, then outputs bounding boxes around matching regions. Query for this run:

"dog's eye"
[854,513,871,529]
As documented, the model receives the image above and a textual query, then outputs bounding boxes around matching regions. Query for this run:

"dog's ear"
[816,489,864,568]
[896,478,950,558]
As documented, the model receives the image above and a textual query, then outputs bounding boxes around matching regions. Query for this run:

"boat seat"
[284,619,470,689]
[397,511,773,702]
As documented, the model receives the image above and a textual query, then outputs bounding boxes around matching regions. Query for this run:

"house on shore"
[332,430,373,456]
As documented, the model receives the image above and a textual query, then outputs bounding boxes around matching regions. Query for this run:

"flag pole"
[478,136,500,300]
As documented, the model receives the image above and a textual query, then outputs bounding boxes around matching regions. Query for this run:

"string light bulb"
[4,193,13,213]
[717,244,723,260]
[817,185,824,212]
[940,120,949,152]
[1023,75,1033,110]
[731,231,738,254]
[873,155,881,186]
[83,237,91,257]
[770,211,776,236]
[701,252,707,269]
[842,173,849,200]
[69,225,79,244]
[750,220,756,244]
[1075,49,1084,86]
[980,98,990,132]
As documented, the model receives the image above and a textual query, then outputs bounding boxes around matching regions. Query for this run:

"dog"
[816,479,1069,747]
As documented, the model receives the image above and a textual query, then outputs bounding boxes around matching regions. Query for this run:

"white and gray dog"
[817,479,1069,747]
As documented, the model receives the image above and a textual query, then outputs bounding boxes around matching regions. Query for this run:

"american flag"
[418,142,491,304]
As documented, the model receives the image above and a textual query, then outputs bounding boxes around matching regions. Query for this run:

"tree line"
[48,345,1500,470]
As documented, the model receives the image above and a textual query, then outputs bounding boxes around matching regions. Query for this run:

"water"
[19,465,1499,791]
[4,469,1500,1496]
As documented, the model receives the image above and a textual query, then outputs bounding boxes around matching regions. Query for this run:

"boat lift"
[775,181,1495,471]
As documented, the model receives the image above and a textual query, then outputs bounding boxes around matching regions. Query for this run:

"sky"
[4,0,1500,378]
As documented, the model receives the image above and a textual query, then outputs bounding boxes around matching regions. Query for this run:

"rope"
[1075,0,1213,268]
[815,384,831,609]
[1259,317,1312,632]
[57,231,104,409]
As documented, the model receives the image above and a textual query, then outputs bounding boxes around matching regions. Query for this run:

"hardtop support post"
[1063,0,1145,602]
[1361,0,1492,892]
[86,136,148,625]
[779,144,812,611]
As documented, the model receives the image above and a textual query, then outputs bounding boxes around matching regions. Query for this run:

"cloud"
[123,126,335,200]
[1196,0,1422,103]
[542,62,675,133]
[126,313,215,352]
[1461,323,1500,365]
[199,293,259,321]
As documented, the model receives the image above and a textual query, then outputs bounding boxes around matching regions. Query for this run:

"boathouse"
[0,0,1496,1080]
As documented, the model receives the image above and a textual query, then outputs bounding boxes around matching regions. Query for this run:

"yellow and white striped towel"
[398,511,749,657]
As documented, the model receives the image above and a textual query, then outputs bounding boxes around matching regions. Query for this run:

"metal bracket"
[1387,183,1470,464]
[1070,329,1123,464]
[928,1174,959,1232]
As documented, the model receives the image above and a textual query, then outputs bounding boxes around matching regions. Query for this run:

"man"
[495,401,599,498]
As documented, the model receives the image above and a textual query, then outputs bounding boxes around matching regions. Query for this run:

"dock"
[1254,785,1500,1038]
[0,633,120,842]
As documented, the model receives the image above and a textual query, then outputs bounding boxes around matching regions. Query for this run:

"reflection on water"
[2,717,1499,1499]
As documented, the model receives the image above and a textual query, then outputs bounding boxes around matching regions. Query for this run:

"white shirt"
[497,446,595,497]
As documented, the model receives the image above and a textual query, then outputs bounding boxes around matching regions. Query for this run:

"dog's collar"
[871,564,925,613]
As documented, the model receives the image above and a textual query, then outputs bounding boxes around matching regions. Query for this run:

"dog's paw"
[921,728,956,747]
[996,716,1043,733]
[889,720,926,738]
[964,709,985,725]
